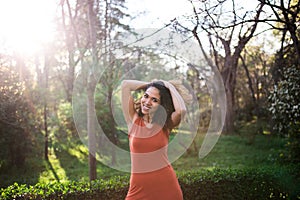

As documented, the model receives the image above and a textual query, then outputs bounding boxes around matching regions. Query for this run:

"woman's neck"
[143,114,153,123]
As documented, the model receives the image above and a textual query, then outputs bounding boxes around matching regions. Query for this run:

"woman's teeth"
[143,104,151,110]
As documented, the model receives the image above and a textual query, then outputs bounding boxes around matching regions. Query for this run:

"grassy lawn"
[173,133,286,171]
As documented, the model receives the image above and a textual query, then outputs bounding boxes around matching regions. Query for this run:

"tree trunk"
[44,54,49,160]
[87,77,97,180]
[221,63,236,134]
[61,0,78,103]
[87,0,98,181]
[107,84,118,165]
[220,41,241,134]
[44,100,49,161]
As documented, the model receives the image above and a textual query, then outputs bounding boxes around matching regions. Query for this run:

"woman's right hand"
[121,80,148,125]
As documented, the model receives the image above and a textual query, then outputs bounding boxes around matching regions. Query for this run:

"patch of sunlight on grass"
[263,130,271,135]
[203,166,218,171]
[38,150,68,184]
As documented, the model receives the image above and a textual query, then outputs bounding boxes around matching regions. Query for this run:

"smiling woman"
[0,0,56,55]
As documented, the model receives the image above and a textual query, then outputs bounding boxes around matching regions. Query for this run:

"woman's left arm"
[163,81,187,128]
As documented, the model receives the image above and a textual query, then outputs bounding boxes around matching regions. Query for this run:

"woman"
[121,79,187,200]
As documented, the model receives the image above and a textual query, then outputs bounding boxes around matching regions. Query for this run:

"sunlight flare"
[0,0,56,55]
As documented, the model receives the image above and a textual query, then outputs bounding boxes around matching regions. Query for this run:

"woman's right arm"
[121,80,148,125]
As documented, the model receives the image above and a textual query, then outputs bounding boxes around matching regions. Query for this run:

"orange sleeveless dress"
[125,117,183,200]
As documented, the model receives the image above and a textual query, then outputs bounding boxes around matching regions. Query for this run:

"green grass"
[0,137,125,188]
[172,134,286,171]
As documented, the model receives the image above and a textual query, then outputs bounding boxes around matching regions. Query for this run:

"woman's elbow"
[121,80,128,88]
[174,108,186,118]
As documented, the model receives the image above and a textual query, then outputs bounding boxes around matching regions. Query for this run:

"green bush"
[268,66,300,162]
[0,176,129,200]
[1,168,299,200]
[0,66,34,170]
[178,168,297,200]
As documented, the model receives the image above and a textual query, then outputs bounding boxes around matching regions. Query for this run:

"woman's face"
[140,87,161,115]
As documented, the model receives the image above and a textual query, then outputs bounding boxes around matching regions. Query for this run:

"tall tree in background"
[173,0,264,133]
[258,0,300,65]
[96,0,130,166]
[87,0,98,181]
[42,52,50,161]
[87,0,130,180]
[237,45,271,120]
[33,44,57,161]
[57,0,130,180]
[59,0,89,103]
[265,0,300,161]
[257,0,300,85]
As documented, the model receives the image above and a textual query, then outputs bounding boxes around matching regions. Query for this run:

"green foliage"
[0,66,34,169]
[0,176,129,200]
[268,66,300,162]
[1,131,299,199]
[56,101,76,138]
[269,66,300,135]
[1,168,298,200]
[179,167,299,200]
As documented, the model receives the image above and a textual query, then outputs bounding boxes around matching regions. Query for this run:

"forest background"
[0,0,299,199]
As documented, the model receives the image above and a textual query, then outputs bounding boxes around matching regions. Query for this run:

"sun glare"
[0,0,56,55]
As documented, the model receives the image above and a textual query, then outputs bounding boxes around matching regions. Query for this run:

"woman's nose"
[145,98,151,105]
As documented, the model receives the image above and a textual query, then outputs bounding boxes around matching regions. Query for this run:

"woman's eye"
[152,98,158,103]
[143,94,148,98]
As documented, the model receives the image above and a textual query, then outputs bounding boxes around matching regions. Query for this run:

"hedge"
[1,168,299,200]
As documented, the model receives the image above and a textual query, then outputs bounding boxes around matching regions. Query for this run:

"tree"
[0,66,33,169]
[258,0,300,64]
[268,21,300,161]
[86,0,130,180]
[58,0,90,103]
[172,0,264,133]
[238,46,272,116]
[57,0,130,181]
[94,0,130,167]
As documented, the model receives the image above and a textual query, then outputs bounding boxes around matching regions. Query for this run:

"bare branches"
[257,0,300,63]
[171,0,266,133]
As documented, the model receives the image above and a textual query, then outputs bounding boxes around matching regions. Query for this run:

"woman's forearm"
[162,81,187,126]
[121,80,148,92]
[121,80,148,124]
[169,83,187,115]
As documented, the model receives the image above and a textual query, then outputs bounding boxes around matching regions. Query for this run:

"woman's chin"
[141,109,149,115]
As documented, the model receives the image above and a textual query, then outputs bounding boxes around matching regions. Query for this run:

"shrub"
[178,168,294,200]
[268,66,300,162]
[1,167,298,200]
[0,66,33,170]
